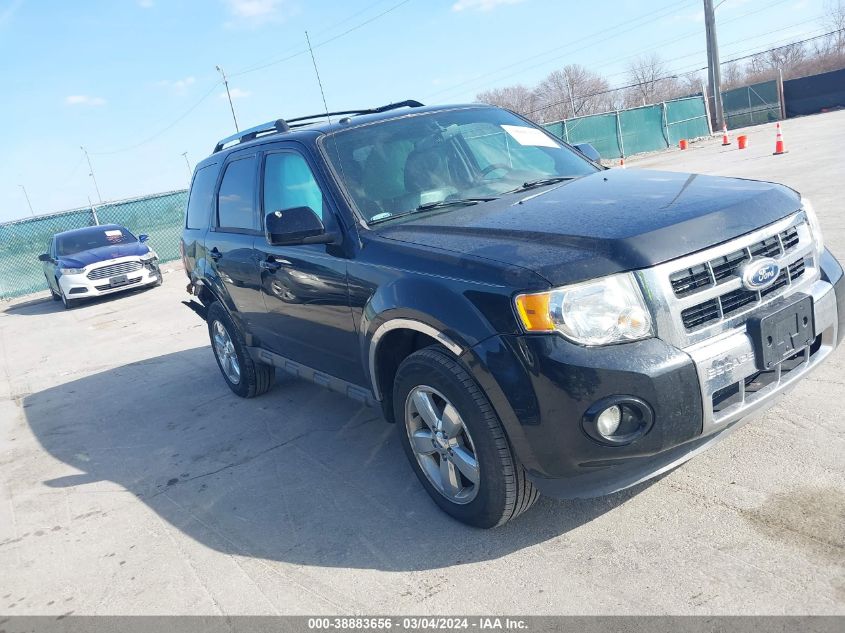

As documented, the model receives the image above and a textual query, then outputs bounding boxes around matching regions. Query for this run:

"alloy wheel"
[212,320,241,385]
[404,385,480,504]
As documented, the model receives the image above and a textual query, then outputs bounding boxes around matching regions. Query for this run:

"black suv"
[181,101,844,527]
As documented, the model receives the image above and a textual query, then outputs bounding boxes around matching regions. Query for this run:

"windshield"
[322,107,599,223]
[57,227,137,256]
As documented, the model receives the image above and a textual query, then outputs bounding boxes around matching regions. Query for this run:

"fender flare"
[368,318,464,400]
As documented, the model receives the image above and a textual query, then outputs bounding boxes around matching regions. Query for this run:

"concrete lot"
[1,111,844,616]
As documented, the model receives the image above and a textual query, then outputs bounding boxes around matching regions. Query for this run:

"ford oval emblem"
[741,258,781,291]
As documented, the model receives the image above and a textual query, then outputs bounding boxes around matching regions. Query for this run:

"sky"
[0,0,830,221]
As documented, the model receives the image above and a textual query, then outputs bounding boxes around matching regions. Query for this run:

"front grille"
[94,277,143,291]
[87,260,143,280]
[669,224,802,298]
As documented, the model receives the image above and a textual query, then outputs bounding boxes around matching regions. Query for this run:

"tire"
[394,346,539,528]
[59,285,77,310]
[207,301,274,398]
[47,277,60,301]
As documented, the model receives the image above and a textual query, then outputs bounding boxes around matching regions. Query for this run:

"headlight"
[801,197,824,262]
[60,267,85,275]
[515,272,653,346]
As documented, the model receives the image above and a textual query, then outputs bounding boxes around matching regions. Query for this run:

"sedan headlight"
[801,197,824,262]
[515,273,653,346]
[59,267,85,275]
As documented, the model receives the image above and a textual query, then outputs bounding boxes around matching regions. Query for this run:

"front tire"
[394,346,539,528]
[47,277,60,301]
[59,286,77,310]
[207,302,274,398]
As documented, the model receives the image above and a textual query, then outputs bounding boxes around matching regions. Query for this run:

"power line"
[528,28,844,117]
[89,81,221,155]
[231,0,414,77]
[424,0,701,101]
[431,0,795,103]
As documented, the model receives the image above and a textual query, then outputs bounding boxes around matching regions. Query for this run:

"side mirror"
[38,253,51,262]
[138,234,149,243]
[573,143,601,163]
[265,207,336,246]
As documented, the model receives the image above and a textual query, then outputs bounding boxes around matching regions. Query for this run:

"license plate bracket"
[747,293,814,370]
[109,274,128,287]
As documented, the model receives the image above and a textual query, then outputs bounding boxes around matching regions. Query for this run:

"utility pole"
[704,0,725,130]
[181,152,192,180]
[80,146,103,203]
[216,65,239,133]
[18,184,34,216]
[563,74,576,119]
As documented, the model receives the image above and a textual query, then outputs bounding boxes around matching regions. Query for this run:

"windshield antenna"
[305,31,332,125]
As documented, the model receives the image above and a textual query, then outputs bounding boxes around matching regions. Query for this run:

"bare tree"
[721,62,746,90]
[476,84,537,118]
[824,0,845,52]
[533,64,613,122]
[748,43,806,80]
[625,53,680,107]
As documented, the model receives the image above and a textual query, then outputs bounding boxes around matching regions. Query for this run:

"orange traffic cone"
[773,122,787,155]
[619,157,626,168]
[721,123,731,146]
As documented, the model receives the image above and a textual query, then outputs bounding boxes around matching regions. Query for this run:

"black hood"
[374,169,801,286]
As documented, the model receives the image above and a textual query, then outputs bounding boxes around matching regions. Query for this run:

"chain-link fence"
[0,190,187,300]
[543,96,711,159]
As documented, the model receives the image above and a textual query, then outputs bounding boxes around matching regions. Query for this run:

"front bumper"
[58,257,160,300]
[464,249,844,499]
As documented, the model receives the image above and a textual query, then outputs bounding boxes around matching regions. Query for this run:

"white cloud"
[65,95,107,106]
[157,76,196,94]
[452,0,525,12]
[221,87,251,100]
[223,0,293,25]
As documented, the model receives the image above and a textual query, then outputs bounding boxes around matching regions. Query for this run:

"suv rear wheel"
[207,302,274,398]
[394,346,539,528]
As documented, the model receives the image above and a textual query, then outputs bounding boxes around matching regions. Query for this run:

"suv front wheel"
[207,302,275,398]
[394,346,539,528]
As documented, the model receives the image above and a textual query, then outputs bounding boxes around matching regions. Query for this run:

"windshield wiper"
[368,197,498,225]
[505,176,577,194]
[415,197,498,211]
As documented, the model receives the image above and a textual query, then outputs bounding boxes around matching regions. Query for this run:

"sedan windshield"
[57,227,137,256]
[322,107,599,223]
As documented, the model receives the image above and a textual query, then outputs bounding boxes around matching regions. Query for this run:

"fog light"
[596,405,622,437]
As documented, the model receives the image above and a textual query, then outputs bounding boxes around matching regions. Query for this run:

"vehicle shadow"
[23,347,656,571]
[4,285,158,316]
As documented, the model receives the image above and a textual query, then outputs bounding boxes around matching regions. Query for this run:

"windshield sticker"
[501,125,560,148]
[104,229,123,243]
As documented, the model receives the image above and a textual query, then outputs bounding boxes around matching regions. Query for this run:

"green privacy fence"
[543,96,711,159]
[0,190,187,300]
[721,79,782,130]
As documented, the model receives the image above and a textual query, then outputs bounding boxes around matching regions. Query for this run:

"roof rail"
[286,100,425,128]
[213,119,290,153]
[211,100,424,152]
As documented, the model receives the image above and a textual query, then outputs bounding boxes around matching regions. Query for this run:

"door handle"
[260,258,282,272]
[209,247,223,261]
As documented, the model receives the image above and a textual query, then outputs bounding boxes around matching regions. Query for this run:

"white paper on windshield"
[501,125,560,148]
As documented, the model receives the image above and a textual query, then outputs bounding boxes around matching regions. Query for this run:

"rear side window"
[185,164,218,229]
[217,157,258,231]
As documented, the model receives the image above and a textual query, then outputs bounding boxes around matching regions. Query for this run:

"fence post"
[777,68,786,120]
[661,101,669,146]
[615,110,625,159]
[562,118,569,143]
[701,84,714,134]
[91,205,100,226]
